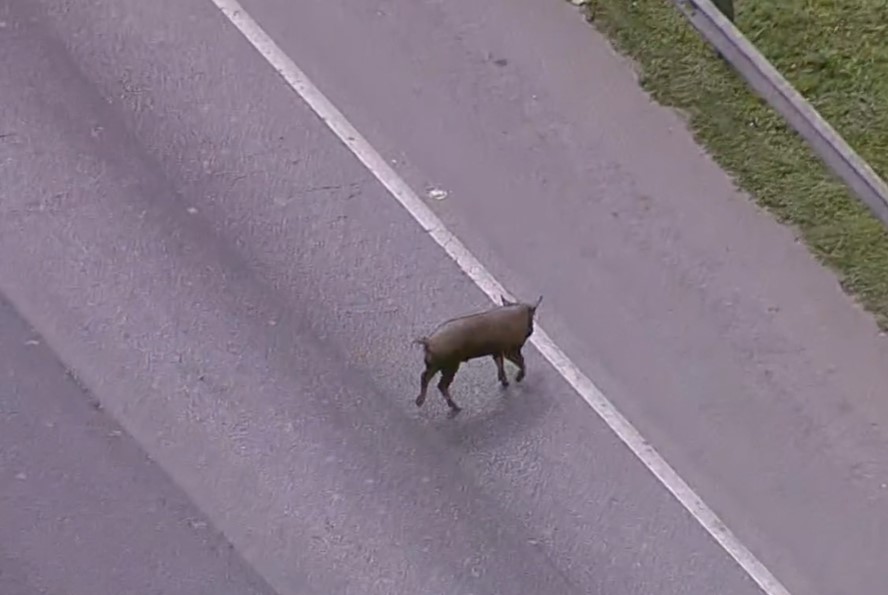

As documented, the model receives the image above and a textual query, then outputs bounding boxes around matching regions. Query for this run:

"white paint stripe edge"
[209,2,792,594]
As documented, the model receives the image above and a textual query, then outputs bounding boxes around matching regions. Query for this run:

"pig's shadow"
[426,373,556,451]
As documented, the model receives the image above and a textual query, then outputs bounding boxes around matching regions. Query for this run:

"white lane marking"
[208,2,792,594]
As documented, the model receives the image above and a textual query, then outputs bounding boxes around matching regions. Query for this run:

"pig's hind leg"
[415,363,439,407]
[437,363,462,413]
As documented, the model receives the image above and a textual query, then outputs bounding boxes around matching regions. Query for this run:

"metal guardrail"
[670,0,888,228]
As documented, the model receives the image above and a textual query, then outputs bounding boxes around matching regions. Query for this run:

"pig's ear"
[532,295,543,312]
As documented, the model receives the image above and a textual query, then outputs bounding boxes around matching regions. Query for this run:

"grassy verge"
[575,0,888,329]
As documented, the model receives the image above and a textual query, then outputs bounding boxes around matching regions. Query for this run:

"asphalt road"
[0,297,278,595]
[2,0,888,594]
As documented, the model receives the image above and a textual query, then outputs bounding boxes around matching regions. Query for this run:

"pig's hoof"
[516,372,525,383]
[415,395,425,407]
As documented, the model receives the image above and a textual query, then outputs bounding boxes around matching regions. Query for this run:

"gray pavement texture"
[0,297,277,595]
[1,0,888,594]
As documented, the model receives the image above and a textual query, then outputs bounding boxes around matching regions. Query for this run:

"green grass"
[575,0,888,329]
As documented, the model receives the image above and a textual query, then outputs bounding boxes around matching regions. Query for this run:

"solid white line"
[208,2,792,594]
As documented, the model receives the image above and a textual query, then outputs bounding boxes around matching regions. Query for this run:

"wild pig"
[413,294,543,413]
